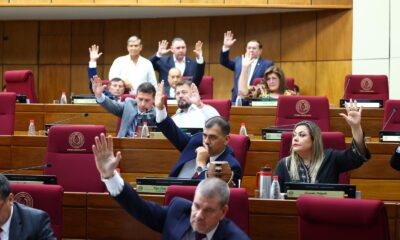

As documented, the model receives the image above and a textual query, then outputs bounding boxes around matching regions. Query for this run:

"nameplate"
[136,185,168,194]
[167,99,177,105]
[286,189,345,199]
[340,99,383,108]
[251,101,278,107]
[262,128,291,140]
[380,131,400,142]
[72,98,97,104]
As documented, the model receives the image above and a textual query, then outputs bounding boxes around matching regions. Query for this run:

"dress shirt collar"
[173,55,186,64]
[1,203,13,239]
[210,148,226,162]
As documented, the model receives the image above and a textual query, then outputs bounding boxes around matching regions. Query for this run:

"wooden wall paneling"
[103,20,140,65]
[9,0,50,3]
[181,0,223,3]
[95,0,137,3]
[225,0,267,4]
[71,65,103,95]
[269,0,311,4]
[0,0,7,3]
[209,64,234,99]
[11,146,46,168]
[350,179,400,201]
[281,11,317,61]
[175,17,210,64]
[103,65,111,80]
[280,61,316,96]
[246,14,281,63]
[315,60,351,106]
[312,0,352,6]
[52,0,92,3]
[138,0,179,3]
[3,21,38,64]
[0,145,11,169]
[209,15,246,64]
[2,65,39,100]
[0,22,3,64]
[317,10,352,60]
[71,20,104,65]
[39,65,70,103]
[39,21,71,64]
[140,18,175,59]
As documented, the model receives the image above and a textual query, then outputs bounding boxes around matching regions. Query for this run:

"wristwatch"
[196,166,207,173]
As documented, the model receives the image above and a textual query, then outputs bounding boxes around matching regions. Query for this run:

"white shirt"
[171,104,220,128]
[221,47,258,85]
[1,204,13,240]
[173,55,186,75]
[108,55,157,94]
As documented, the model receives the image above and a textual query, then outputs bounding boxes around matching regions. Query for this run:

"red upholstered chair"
[296,195,390,240]
[382,100,400,131]
[0,92,16,135]
[199,76,213,99]
[253,77,295,91]
[228,134,250,175]
[276,96,330,131]
[44,125,106,192]
[343,74,389,103]
[202,99,232,121]
[164,185,249,234]
[4,70,38,103]
[11,183,64,240]
[279,131,349,184]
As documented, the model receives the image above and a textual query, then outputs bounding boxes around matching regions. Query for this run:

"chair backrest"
[343,74,389,102]
[279,131,349,184]
[164,185,249,234]
[4,70,38,103]
[0,92,16,135]
[382,100,400,131]
[202,99,232,121]
[199,76,213,99]
[296,195,390,240]
[253,77,295,91]
[44,125,106,192]
[11,183,64,240]
[228,134,250,175]
[276,95,330,131]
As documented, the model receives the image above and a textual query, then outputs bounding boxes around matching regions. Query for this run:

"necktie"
[195,232,207,240]
[0,227,3,240]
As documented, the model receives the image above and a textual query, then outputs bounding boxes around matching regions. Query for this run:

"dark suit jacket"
[9,202,56,240]
[149,55,205,96]
[220,50,273,102]
[157,117,242,186]
[391,150,400,171]
[114,183,249,240]
[88,67,116,100]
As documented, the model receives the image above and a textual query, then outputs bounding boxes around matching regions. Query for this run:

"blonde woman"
[274,100,370,191]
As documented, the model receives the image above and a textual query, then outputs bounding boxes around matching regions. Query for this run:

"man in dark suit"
[149,38,205,96]
[220,31,274,102]
[92,135,249,239]
[0,174,55,240]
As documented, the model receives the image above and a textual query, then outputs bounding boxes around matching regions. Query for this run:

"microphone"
[382,107,398,131]
[1,163,52,174]
[50,113,89,125]
[269,123,296,130]
[342,76,352,100]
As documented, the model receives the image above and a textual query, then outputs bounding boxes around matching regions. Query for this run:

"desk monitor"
[4,174,57,184]
[285,182,356,199]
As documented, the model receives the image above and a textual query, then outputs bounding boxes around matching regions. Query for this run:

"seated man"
[92,135,249,239]
[155,81,242,186]
[0,174,55,239]
[171,80,220,128]
[391,144,400,171]
[88,44,128,101]
[92,76,156,138]
[166,67,182,98]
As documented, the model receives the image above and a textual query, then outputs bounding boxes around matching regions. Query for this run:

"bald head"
[168,68,182,90]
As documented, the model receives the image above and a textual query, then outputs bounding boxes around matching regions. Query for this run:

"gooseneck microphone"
[1,163,52,174]
[50,113,89,125]
[382,107,398,131]
[342,76,352,100]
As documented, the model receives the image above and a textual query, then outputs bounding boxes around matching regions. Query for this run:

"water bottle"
[256,166,272,199]
[269,175,281,199]
[239,123,248,136]
[235,94,242,106]
[28,120,36,136]
[140,122,150,138]
[60,91,67,104]
[26,98,30,104]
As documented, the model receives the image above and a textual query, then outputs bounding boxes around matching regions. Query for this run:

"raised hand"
[241,52,255,68]
[155,80,165,110]
[223,31,237,49]
[91,75,107,98]
[89,44,103,62]
[189,83,202,107]
[157,40,171,56]
[193,41,203,58]
[339,99,362,128]
[92,133,121,179]
[195,145,210,168]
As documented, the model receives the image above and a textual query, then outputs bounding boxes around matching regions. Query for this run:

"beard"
[178,100,191,110]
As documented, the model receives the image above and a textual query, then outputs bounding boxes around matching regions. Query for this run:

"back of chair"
[343,74,389,103]
[164,185,249,234]
[382,100,400,131]
[0,92,16,135]
[253,77,295,91]
[199,76,213,99]
[4,70,38,103]
[297,195,390,240]
[202,99,231,121]
[276,96,330,131]
[44,125,106,192]
[279,131,349,184]
[228,134,250,175]
[11,183,64,240]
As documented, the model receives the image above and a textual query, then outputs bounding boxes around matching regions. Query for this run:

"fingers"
[115,151,122,164]
[107,134,113,153]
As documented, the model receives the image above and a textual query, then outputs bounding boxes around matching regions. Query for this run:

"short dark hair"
[175,79,192,88]
[0,174,11,200]
[109,77,123,83]
[205,116,230,136]
[248,40,263,49]
[137,82,156,97]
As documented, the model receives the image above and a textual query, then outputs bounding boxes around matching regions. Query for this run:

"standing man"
[0,174,56,239]
[220,31,273,102]
[149,38,205,94]
[109,36,157,94]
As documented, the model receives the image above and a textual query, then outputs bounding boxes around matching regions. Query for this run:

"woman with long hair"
[274,100,371,192]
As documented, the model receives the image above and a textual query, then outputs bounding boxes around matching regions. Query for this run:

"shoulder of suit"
[14,202,46,217]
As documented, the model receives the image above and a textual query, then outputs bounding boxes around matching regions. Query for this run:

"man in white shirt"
[109,36,157,94]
